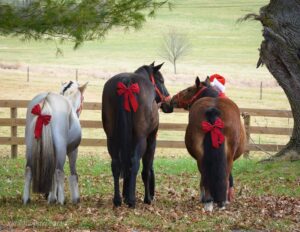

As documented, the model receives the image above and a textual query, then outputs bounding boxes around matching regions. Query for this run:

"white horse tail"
[31,97,56,194]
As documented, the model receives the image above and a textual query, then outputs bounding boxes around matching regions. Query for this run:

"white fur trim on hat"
[213,79,226,93]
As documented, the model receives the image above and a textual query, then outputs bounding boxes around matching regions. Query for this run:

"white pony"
[23,81,88,205]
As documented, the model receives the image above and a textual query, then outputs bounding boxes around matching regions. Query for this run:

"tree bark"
[254,0,300,160]
[174,60,177,74]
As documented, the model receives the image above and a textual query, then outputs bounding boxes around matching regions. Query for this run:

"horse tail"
[202,107,227,205]
[31,97,56,193]
[115,85,134,178]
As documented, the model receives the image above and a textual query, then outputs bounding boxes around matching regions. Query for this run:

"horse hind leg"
[47,169,66,205]
[68,149,80,204]
[56,169,65,205]
[52,145,67,205]
[142,132,156,204]
[23,166,32,204]
[111,158,122,207]
[127,138,146,208]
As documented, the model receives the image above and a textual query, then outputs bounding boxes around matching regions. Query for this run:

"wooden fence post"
[76,69,78,81]
[27,66,30,82]
[243,113,251,158]
[11,107,18,158]
[260,81,263,100]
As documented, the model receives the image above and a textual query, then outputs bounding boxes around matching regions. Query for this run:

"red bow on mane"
[117,82,140,112]
[31,104,51,139]
[201,117,225,148]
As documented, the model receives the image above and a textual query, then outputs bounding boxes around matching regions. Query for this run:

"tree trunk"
[255,0,300,160]
[173,59,177,74]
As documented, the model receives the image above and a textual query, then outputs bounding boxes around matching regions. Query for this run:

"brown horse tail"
[202,107,227,206]
[31,96,56,193]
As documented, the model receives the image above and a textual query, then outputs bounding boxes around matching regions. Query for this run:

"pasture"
[0,0,300,231]
[0,157,299,231]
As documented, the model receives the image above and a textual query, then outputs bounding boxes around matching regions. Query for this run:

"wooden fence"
[0,100,293,158]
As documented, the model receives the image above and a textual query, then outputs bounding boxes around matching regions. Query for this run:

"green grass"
[0,0,270,78]
[0,156,299,231]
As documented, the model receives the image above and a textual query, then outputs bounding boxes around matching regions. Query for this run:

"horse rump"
[202,107,227,206]
[30,100,56,194]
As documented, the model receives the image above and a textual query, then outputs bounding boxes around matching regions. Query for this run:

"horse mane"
[201,83,219,98]
[134,65,151,78]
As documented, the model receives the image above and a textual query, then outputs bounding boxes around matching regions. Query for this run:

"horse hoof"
[127,201,136,208]
[217,201,226,208]
[144,198,151,205]
[58,200,65,205]
[113,198,122,207]
[204,202,213,212]
[48,198,57,204]
[23,198,31,205]
[72,198,80,204]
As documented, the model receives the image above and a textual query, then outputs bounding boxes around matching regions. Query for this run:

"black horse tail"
[114,86,135,178]
[202,107,227,206]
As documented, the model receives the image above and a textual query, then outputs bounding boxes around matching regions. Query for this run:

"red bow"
[202,117,225,148]
[31,104,52,139]
[117,82,140,112]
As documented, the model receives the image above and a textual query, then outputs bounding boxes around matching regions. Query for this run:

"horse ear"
[195,76,201,88]
[79,82,88,94]
[205,76,211,85]
[150,61,155,67]
[153,62,164,73]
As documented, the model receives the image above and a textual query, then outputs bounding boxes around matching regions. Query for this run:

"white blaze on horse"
[23,81,88,205]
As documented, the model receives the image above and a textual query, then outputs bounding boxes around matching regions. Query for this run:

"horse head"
[170,76,218,110]
[60,81,88,116]
[135,62,171,105]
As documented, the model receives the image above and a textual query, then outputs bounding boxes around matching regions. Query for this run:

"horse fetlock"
[204,201,213,212]
[48,192,57,204]
[23,167,32,205]
[69,175,80,204]
[56,169,65,205]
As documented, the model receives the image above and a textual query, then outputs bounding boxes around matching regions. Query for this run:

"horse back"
[185,97,246,160]
[102,73,158,138]
[26,93,79,149]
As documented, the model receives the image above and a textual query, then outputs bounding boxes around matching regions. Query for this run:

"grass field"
[0,156,299,231]
[0,156,300,231]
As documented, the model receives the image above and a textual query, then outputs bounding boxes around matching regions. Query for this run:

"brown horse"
[170,77,246,211]
[102,62,171,208]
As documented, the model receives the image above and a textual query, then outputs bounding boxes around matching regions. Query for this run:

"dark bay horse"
[102,62,171,208]
[170,77,246,211]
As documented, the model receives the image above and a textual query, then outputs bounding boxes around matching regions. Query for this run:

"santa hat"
[209,74,226,93]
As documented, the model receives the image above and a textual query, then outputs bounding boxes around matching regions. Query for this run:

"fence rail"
[0,100,292,158]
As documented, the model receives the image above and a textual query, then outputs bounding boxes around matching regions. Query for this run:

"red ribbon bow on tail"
[31,104,52,139]
[117,82,140,112]
[201,117,225,148]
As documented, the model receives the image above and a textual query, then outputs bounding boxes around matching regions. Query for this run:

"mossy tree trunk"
[251,0,300,160]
